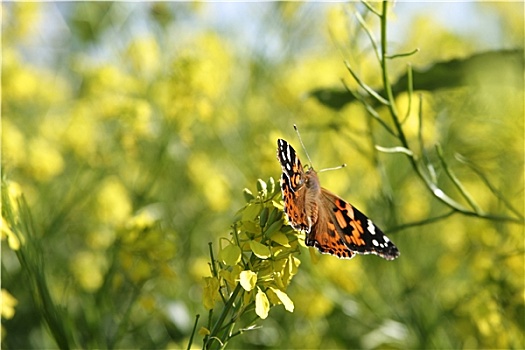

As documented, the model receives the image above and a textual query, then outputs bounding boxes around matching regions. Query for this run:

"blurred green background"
[2,2,524,349]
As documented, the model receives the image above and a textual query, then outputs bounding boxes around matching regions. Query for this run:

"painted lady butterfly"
[277,138,399,260]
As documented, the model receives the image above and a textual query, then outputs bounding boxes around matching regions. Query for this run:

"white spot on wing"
[367,219,376,235]
[372,239,379,247]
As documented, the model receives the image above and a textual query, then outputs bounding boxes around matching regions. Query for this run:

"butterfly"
[277,138,399,260]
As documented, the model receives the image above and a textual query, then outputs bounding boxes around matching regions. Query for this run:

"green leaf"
[242,203,262,222]
[266,177,276,195]
[243,188,255,202]
[267,207,282,224]
[264,220,282,237]
[241,221,259,238]
[310,49,524,110]
[249,240,271,259]
[259,207,269,228]
[268,231,290,247]
[239,270,257,291]
[218,244,241,266]
[256,179,267,193]
[255,288,270,319]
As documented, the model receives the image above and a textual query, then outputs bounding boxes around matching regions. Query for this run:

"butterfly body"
[277,138,399,260]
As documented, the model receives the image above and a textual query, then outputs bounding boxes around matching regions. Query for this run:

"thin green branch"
[416,94,437,183]
[386,210,457,233]
[207,309,213,342]
[361,0,381,16]
[110,282,145,349]
[205,283,243,350]
[375,145,414,156]
[455,153,525,221]
[345,60,390,105]
[7,194,74,350]
[436,144,483,214]
[400,64,414,124]
[354,11,381,63]
[375,0,514,220]
[417,94,425,161]
[341,79,397,136]
[187,314,201,350]
[208,242,227,304]
[380,1,401,131]
[208,242,219,278]
[385,48,420,59]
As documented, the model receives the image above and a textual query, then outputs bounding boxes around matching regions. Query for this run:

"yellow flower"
[28,137,65,182]
[126,36,160,76]
[326,6,349,44]
[1,217,21,251]
[96,177,132,226]
[188,153,230,211]
[64,104,97,160]
[4,3,42,41]
[2,119,26,168]
[70,251,108,292]
[1,289,18,320]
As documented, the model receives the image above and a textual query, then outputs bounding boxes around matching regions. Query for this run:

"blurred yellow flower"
[401,180,431,222]
[188,153,230,211]
[28,137,65,182]
[86,228,116,250]
[294,289,334,318]
[96,177,132,226]
[65,104,98,161]
[125,210,156,231]
[190,257,212,280]
[1,289,18,320]
[3,2,42,41]
[83,65,140,99]
[127,36,160,76]
[71,251,107,292]
[131,99,154,137]
[202,277,220,310]
[326,5,349,44]
[2,49,38,103]
[5,181,23,219]
[2,120,26,168]
[1,217,21,251]
[395,92,438,145]
[192,33,232,101]
[129,258,153,284]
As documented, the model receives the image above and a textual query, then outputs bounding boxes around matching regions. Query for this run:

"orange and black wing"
[320,189,400,261]
[277,139,310,232]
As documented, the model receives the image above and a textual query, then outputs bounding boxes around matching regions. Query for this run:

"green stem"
[205,283,243,350]
[380,0,402,140]
[187,314,200,350]
[386,210,456,233]
[377,1,480,216]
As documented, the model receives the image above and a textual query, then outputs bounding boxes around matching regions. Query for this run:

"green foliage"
[2,1,524,349]
[311,49,524,111]
[200,178,300,349]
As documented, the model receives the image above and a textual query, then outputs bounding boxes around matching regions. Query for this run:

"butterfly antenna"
[294,124,314,166]
[318,163,347,173]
